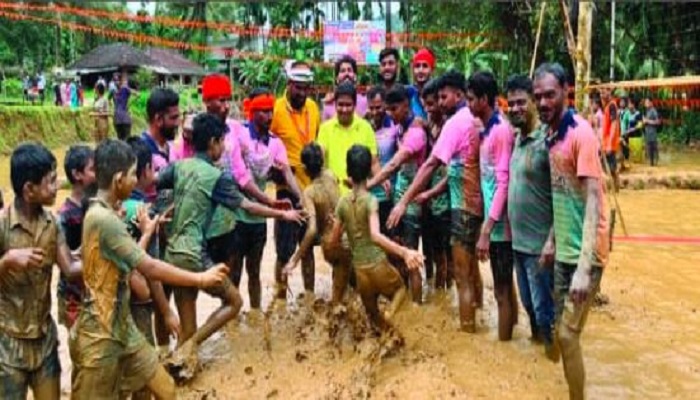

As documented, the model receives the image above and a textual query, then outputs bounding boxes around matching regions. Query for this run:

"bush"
[659,110,700,145]
[2,78,24,98]
[131,68,156,91]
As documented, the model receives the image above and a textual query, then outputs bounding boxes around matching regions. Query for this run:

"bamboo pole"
[530,2,547,78]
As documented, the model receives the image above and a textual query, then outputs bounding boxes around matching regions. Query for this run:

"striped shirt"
[508,125,553,255]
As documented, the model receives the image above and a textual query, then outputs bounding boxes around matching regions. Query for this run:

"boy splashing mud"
[328,145,423,334]
[157,114,306,380]
[284,143,352,305]
[69,139,228,399]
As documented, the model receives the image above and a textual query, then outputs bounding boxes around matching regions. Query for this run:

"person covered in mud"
[505,74,556,354]
[232,88,302,316]
[413,78,452,292]
[156,114,306,381]
[366,85,428,304]
[387,71,484,333]
[0,143,82,400]
[533,62,609,400]
[69,139,228,399]
[284,143,352,305]
[328,145,423,334]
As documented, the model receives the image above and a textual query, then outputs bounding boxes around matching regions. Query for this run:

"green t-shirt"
[428,165,450,215]
[335,191,385,267]
[74,198,148,367]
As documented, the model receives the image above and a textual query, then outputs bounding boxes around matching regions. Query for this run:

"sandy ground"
[2,149,698,399]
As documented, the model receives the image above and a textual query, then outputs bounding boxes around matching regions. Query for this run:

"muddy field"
[1,148,698,399]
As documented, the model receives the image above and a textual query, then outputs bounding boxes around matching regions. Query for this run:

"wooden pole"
[530,2,547,78]
[558,0,577,67]
[574,1,593,113]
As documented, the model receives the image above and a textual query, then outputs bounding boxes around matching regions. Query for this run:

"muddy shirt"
[74,198,147,367]
[393,117,427,217]
[547,111,610,266]
[426,121,450,215]
[0,204,61,369]
[160,154,245,271]
[58,197,86,301]
[430,103,482,217]
[335,191,385,267]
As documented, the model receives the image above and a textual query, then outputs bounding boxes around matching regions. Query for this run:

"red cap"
[412,48,436,69]
[202,74,232,101]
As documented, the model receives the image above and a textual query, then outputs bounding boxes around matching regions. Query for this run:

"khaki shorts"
[70,341,159,399]
[354,259,404,299]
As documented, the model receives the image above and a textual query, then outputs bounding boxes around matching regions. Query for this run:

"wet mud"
[1,149,697,399]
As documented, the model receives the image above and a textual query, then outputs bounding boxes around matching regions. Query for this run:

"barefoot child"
[69,139,229,399]
[284,143,352,304]
[156,113,306,378]
[1,143,82,399]
[57,145,95,330]
[328,145,423,333]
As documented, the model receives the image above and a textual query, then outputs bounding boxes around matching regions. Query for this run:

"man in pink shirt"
[387,71,483,332]
[170,113,196,162]
[322,55,368,121]
[467,71,517,341]
[534,62,609,399]
[367,84,427,304]
[140,88,181,203]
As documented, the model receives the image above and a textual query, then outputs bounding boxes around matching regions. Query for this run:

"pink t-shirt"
[431,105,482,217]
[549,112,609,266]
[400,125,427,164]
[170,136,195,162]
[223,119,253,188]
[479,113,515,241]
[238,129,289,184]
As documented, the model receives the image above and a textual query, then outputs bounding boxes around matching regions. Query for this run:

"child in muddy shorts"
[285,143,352,304]
[328,145,423,332]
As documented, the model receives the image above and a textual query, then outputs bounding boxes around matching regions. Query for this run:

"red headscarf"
[202,74,232,101]
[246,93,275,121]
[413,48,436,69]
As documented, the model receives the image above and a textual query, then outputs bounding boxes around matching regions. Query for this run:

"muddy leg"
[452,244,476,332]
[274,260,288,300]
[301,250,316,295]
[185,280,242,348]
[153,285,173,347]
[145,366,176,400]
[434,251,448,290]
[246,250,263,310]
[31,378,59,400]
[494,283,515,341]
[472,256,483,309]
[331,261,351,304]
[174,288,198,345]
[230,251,245,289]
[558,322,585,400]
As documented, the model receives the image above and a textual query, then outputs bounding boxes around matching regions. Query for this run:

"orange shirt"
[271,96,320,189]
[602,100,620,152]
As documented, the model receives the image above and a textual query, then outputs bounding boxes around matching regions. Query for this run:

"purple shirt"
[223,119,253,188]
[141,131,170,202]
[431,105,482,217]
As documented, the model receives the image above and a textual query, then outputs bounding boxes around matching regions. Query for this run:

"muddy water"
[1,148,698,399]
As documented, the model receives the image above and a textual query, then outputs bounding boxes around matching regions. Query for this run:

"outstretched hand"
[199,263,229,288]
[386,203,406,231]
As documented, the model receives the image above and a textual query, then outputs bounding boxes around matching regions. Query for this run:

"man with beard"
[407,48,435,119]
[271,61,321,299]
[200,74,285,287]
[387,71,483,331]
[233,88,302,316]
[367,85,427,304]
[140,88,181,202]
[322,55,368,121]
[533,63,609,400]
[379,48,401,92]
[467,71,517,342]
[505,74,555,354]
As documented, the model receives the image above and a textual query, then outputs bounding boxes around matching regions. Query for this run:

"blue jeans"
[514,250,554,343]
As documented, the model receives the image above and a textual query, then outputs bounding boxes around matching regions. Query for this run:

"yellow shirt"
[317,116,378,195]
[271,96,321,189]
